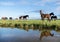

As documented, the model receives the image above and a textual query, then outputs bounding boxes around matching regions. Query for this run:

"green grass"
[0,19,60,31]
[0,19,60,26]
[0,20,59,24]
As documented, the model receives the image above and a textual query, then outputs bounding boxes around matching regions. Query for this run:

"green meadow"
[0,19,60,31]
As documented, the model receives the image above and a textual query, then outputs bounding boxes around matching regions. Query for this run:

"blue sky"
[0,0,60,19]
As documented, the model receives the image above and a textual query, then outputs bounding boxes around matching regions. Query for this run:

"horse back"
[41,14,50,18]
[41,31,51,36]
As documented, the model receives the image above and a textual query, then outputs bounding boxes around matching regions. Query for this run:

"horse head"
[40,10,42,12]
[50,12,54,16]
[26,15,29,18]
[19,16,23,19]
[50,33,54,36]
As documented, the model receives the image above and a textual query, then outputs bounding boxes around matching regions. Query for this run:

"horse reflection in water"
[40,31,54,40]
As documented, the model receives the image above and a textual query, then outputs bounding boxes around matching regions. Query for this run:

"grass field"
[0,19,60,30]
[0,19,60,25]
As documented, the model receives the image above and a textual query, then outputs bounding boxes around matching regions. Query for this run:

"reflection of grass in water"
[0,20,60,31]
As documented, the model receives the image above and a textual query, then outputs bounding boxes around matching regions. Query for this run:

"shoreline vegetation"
[0,19,60,31]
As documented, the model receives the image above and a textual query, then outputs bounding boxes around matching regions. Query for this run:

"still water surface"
[0,27,60,42]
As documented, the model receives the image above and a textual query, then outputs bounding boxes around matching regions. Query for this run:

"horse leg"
[51,17,52,20]
[41,18,44,20]
[20,17,21,19]
[26,17,27,20]
[23,18,24,20]
[54,18,57,21]
[24,18,27,20]
[40,35,43,40]
[40,32,44,40]
[54,18,56,21]
[48,18,51,21]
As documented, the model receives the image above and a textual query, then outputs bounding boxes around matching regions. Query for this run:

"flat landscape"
[0,19,60,31]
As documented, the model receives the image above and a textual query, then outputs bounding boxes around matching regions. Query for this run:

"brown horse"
[1,17,8,20]
[40,31,54,40]
[40,10,54,21]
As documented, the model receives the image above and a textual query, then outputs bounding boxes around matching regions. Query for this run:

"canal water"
[0,27,60,42]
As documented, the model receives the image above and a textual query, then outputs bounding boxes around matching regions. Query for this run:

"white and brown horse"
[40,10,54,21]
[19,15,29,20]
[51,15,57,20]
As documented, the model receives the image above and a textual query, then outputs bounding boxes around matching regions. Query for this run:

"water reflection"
[0,27,60,42]
[0,23,60,31]
[0,27,40,42]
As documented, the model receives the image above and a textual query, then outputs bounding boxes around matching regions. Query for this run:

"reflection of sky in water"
[0,28,40,38]
[51,30,60,36]
[0,27,60,42]
[0,28,60,37]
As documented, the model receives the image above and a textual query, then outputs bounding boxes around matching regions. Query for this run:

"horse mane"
[40,10,50,15]
[49,12,54,16]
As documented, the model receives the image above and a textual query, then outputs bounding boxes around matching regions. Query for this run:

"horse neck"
[50,33,54,36]
[40,11,44,15]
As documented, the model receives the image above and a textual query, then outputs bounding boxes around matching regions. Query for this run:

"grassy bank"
[0,19,60,31]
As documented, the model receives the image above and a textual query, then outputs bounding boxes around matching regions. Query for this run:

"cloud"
[54,6,60,18]
[0,2,15,6]
[0,0,30,6]
[53,6,60,16]
[33,0,53,6]
[33,0,60,6]
[55,1,60,5]
[0,0,53,6]
[18,0,30,5]
[0,0,60,6]
[56,2,60,5]
[56,6,60,12]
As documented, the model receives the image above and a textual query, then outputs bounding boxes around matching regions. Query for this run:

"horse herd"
[1,15,29,20]
[1,10,57,21]
[19,10,57,21]
[1,10,57,40]
[40,10,57,21]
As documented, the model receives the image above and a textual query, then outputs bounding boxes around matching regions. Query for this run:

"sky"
[0,0,60,19]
